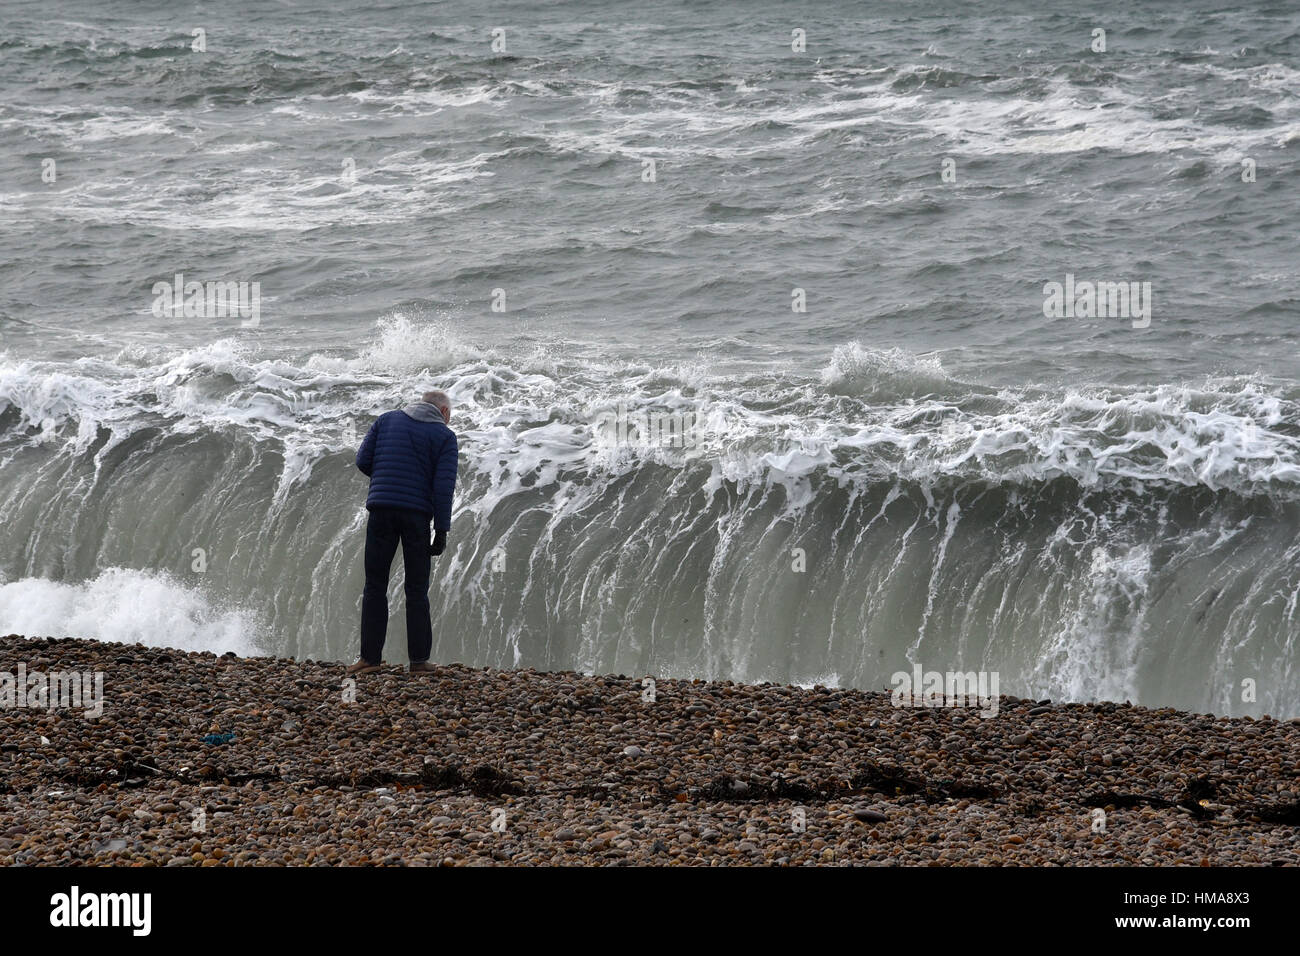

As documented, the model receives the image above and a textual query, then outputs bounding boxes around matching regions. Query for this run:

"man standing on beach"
[349,390,458,675]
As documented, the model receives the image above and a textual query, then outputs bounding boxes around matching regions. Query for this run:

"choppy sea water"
[2,1,1299,716]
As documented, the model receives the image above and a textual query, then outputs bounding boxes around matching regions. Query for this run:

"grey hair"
[422,389,451,413]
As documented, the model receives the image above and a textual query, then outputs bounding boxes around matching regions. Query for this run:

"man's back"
[356,403,458,531]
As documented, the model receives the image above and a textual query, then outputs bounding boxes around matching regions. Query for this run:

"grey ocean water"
[1,1,1299,715]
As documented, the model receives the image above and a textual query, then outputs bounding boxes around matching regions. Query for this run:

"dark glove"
[429,529,447,557]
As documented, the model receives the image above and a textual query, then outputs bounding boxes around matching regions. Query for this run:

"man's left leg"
[354,507,400,672]
[399,509,434,669]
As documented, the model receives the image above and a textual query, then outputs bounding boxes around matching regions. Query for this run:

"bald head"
[423,390,451,423]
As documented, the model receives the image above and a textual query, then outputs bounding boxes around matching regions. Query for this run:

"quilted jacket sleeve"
[432,431,459,531]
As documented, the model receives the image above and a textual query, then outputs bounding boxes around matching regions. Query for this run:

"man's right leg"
[397,510,434,666]
[359,508,401,665]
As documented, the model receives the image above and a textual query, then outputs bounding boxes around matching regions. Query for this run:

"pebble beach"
[1,634,1297,866]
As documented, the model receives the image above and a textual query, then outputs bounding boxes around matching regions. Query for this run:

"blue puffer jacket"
[356,403,459,530]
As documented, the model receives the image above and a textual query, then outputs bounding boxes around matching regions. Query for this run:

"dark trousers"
[360,507,433,664]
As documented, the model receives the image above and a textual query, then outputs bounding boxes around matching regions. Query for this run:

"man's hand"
[430,529,447,557]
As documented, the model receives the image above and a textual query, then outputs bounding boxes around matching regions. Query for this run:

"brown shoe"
[346,659,382,676]
[408,661,438,674]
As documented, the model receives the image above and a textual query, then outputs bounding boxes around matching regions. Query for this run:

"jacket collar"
[402,402,446,424]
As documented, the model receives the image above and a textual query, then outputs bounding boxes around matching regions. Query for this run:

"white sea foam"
[0,146,494,231]
[0,568,261,657]
[1029,544,1153,705]
[4,330,1300,502]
